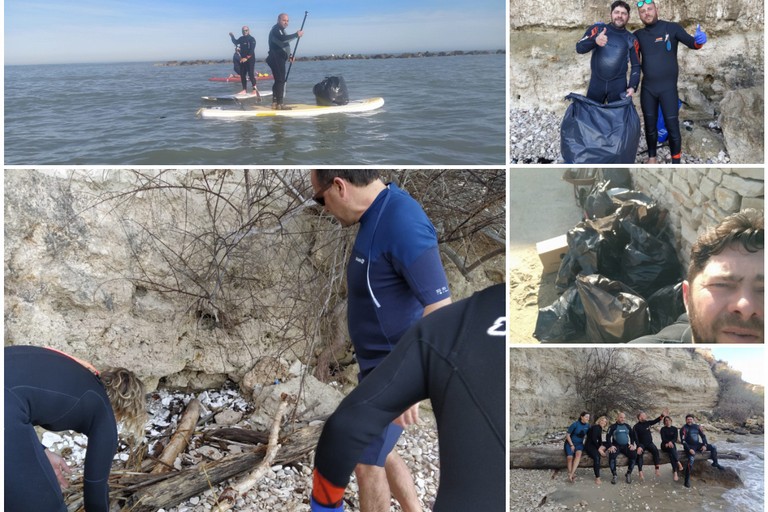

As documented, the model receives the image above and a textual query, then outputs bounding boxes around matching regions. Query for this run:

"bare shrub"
[711,360,764,425]
[574,348,654,419]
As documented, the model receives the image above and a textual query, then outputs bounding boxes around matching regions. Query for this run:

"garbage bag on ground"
[533,286,586,342]
[618,218,682,298]
[313,76,349,106]
[602,168,632,189]
[555,217,624,294]
[647,282,686,333]
[561,93,641,164]
[575,274,650,342]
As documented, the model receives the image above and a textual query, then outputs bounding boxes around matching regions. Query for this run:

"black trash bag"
[561,93,641,164]
[602,168,632,189]
[313,76,349,106]
[575,274,650,342]
[647,282,685,334]
[584,180,619,219]
[555,217,624,294]
[619,218,682,299]
[533,286,587,342]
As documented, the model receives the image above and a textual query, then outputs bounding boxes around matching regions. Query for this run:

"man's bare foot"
[639,470,644,481]
[596,477,602,485]
[673,472,679,481]
[647,157,657,164]
[655,468,660,477]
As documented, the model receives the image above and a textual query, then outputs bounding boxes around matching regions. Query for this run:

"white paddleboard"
[197,97,385,119]
[202,91,273,101]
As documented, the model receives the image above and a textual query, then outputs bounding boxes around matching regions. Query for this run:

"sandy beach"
[510,466,734,512]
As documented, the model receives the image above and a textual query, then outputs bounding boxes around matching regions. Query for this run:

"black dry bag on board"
[313,76,349,106]
[560,93,641,164]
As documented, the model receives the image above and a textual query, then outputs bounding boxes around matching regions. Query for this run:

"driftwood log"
[151,399,201,474]
[122,423,322,511]
[509,445,744,469]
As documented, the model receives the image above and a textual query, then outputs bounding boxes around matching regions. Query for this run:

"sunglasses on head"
[637,0,653,7]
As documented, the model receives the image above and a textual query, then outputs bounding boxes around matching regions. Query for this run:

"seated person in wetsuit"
[606,411,638,484]
[576,0,640,104]
[5,345,147,512]
[680,414,723,488]
[659,415,685,481]
[584,415,610,485]
[632,408,668,479]
[564,411,591,482]
[310,284,505,512]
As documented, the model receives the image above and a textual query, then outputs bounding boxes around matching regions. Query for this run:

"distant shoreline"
[156,49,504,66]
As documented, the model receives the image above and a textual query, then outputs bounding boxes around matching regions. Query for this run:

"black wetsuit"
[633,416,663,471]
[681,422,720,473]
[5,346,118,512]
[660,425,682,471]
[607,421,637,476]
[584,424,609,477]
[311,284,505,512]
[576,22,641,104]
[230,33,257,91]
[634,21,703,163]
[266,23,300,105]
[629,314,692,343]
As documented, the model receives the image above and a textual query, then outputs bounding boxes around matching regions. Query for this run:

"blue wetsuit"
[634,20,704,162]
[577,22,641,104]
[5,346,118,512]
[347,182,450,466]
[680,422,720,473]
[312,284,505,512]
[564,419,589,455]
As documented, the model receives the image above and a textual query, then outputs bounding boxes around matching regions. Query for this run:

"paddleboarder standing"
[229,26,260,97]
[266,13,304,110]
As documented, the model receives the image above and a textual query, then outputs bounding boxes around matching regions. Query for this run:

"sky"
[4,0,507,65]
[709,347,766,387]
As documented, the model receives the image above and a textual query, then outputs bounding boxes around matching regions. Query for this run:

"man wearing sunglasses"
[634,0,707,163]
[576,0,641,104]
[309,170,452,512]
[229,26,260,97]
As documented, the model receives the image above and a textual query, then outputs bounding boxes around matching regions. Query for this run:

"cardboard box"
[536,234,568,274]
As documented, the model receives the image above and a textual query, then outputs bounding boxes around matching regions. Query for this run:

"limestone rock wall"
[510,348,719,445]
[4,170,502,391]
[629,168,764,270]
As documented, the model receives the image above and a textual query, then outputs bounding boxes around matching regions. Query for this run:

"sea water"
[706,435,765,512]
[4,53,505,165]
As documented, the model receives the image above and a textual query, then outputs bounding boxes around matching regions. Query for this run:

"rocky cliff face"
[4,170,502,390]
[510,348,719,445]
[510,0,764,162]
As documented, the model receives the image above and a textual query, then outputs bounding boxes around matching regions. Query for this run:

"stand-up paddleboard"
[196,97,385,119]
[209,74,273,82]
[201,90,273,101]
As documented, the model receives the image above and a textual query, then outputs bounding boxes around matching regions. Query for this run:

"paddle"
[283,10,308,99]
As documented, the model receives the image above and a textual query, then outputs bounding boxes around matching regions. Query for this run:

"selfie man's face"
[638,2,658,25]
[684,246,764,342]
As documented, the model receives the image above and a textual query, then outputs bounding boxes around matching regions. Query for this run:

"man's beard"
[688,297,764,342]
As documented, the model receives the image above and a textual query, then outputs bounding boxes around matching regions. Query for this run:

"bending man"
[311,285,505,511]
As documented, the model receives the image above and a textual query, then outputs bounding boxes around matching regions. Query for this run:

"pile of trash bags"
[534,179,685,342]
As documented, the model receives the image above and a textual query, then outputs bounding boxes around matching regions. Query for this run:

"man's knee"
[355,463,387,484]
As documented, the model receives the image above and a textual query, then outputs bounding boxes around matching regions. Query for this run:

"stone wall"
[629,168,764,271]
[510,347,719,445]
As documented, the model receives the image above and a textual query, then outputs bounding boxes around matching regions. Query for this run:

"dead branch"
[151,399,201,474]
[212,399,290,511]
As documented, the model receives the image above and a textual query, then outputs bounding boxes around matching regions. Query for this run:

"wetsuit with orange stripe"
[577,22,641,104]
[634,20,704,163]
[311,284,506,511]
[5,345,117,512]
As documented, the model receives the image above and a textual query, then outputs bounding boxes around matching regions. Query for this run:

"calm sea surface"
[5,54,505,165]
